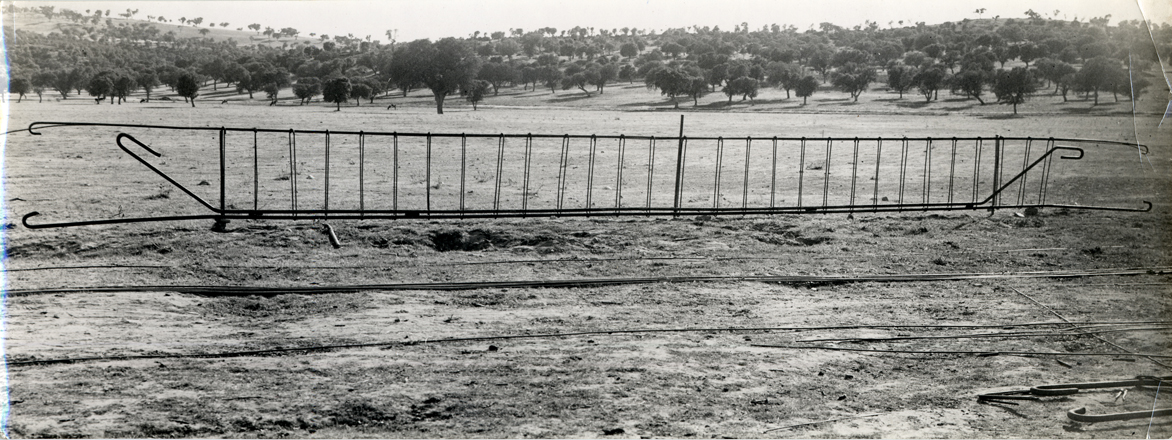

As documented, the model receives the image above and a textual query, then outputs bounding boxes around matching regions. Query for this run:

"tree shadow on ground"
[941,97,972,103]
[488,90,532,97]
[739,98,794,106]
[896,100,934,109]
[618,84,645,89]
[513,90,556,98]
[1058,106,1116,115]
[814,97,851,103]
[941,104,979,112]
[546,93,594,103]
[617,98,680,108]
[873,97,908,102]
[979,113,1022,120]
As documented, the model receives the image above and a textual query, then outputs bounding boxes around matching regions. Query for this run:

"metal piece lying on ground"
[979,376,1171,405]
[1068,407,1172,423]
[17,121,1154,229]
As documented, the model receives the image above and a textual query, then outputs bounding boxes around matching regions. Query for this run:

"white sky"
[11,0,1171,43]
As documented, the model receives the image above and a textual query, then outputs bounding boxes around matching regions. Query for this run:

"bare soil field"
[4,86,1172,438]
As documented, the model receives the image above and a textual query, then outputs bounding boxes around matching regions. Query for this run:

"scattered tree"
[795,76,819,105]
[293,78,322,104]
[466,79,491,109]
[350,82,372,105]
[722,76,760,103]
[477,62,517,95]
[992,66,1036,114]
[86,71,115,104]
[950,70,987,104]
[322,77,352,111]
[830,63,876,101]
[392,38,482,114]
[540,65,563,93]
[764,62,801,98]
[913,66,948,101]
[885,64,916,99]
[10,77,30,102]
[645,66,693,109]
[176,73,200,107]
[1075,57,1121,105]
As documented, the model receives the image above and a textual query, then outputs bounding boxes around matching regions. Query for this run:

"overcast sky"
[11,0,1171,43]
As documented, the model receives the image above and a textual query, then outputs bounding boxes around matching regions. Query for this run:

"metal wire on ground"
[1008,286,1172,369]
[7,267,1169,296]
[9,321,1168,367]
[795,325,1172,343]
[751,345,1172,359]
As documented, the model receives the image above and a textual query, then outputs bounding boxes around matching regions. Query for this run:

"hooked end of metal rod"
[21,212,42,229]
[116,133,162,157]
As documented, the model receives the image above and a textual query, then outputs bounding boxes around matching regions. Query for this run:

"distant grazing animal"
[94,97,104,104]
[386,104,397,110]
[221,100,228,104]
[140,98,147,103]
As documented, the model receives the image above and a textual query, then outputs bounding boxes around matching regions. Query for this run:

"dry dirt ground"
[3,86,1172,438]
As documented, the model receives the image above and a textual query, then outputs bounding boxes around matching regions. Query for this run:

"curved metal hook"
[1055,146,1084,160]
[27,122,50,135]
[22,211,43,228]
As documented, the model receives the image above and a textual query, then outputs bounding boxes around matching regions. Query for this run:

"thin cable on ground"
[1147,379,1163,439]
[8,267,1169,296]
[763,412,892,433]
[9,320,1170,367]
[1,256,784,272]
[751,344,1172,358]
[795,325,1172,343]
[1009,286,1172,370]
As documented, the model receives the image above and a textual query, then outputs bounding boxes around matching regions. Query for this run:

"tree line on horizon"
[4,4,1169,115]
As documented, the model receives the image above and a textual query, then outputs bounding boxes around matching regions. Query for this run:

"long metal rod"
[359,132,366,217]
[873,138,883,207]
[923,137,932,207]
[392,133,399,211]
[324,130,331,217]
[24,201,1153,229]
[459,134,466,212]
[770,137,778,208]
[673,115,685,212]
[713,137,724,209]
[646,137,655,212]
[253,129,259,211]
[797,138,806,208]
[1018,138,1033,206]
[523,134,533,213]
[899,138,910,211]
[425,133,431,212]
[822,138,832,208]
[494,134,505,212]
[948,138,957,205]
[23,122,1152,150]
[219,128,226,214]
[587,135,597,209]
[742,138,752,210]
[616,135,626,210]
[849,138,859,212]
[557,135,569,211]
